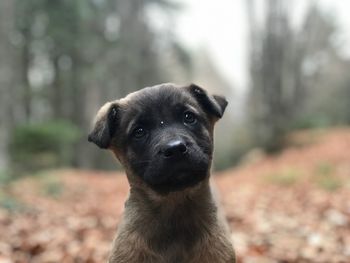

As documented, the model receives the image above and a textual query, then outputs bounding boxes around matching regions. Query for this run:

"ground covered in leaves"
[1,128,350,262]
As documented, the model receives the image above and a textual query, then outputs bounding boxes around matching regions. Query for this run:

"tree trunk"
[0,0,15,171]
[21,27,32,122]
[52,55,63,119]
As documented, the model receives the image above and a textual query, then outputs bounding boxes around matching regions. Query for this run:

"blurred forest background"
[0,0,350,175]
[1,0,350,262]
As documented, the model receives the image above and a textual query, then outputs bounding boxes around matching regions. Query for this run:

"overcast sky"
[175,0,350,92]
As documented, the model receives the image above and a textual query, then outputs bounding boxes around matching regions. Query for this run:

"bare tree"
[246,1,337,151]
[247,0,296,150]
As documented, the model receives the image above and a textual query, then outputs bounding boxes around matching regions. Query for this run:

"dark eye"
[183,111,197,125]
[132,127,146,139]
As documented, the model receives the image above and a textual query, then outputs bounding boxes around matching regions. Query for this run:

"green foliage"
[0,187,27,212]
[265,168,302,187]
[291,115,332,130]
[316,176,342,191]
[0,170,11,185]
[314,162,341,191]
[6,0,187,171]
[43,180,64,198]
[37,172,64,198]
[10,121,80,174]
[316,162,335,177]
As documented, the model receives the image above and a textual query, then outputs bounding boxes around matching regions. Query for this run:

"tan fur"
[108,175,235,263]
[93,101,113,124]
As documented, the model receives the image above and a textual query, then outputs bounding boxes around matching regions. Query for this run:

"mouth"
[142,157,210,193]
[147,171,208,194]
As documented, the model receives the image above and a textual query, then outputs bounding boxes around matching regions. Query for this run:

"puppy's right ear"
[88,102,119,149]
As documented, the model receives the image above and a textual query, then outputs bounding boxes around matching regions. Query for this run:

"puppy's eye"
[132,127,147,139]
[183,111,197,125]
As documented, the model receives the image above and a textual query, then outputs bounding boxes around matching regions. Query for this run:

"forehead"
[120,85,199,118]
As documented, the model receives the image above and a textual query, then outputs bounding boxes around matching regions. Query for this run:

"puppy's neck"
[125,175,217,225]
[133,178,211,203]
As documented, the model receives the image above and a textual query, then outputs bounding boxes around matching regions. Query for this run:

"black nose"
[162,140,187,158]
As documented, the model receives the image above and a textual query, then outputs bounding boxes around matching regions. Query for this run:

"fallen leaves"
[0,128,349,262]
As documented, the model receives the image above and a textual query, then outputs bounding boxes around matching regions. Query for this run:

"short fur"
[88,83,235,263]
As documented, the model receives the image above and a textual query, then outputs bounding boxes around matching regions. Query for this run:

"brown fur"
[108,178,235,263]
[88,84,235,262]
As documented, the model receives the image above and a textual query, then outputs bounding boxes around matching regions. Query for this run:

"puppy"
[88,83,235,263]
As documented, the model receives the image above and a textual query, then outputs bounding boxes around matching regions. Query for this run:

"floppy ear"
[88,102,119,149]
[187,84,228,119]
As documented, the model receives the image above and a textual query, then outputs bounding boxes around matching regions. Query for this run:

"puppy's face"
[88,84,227,193]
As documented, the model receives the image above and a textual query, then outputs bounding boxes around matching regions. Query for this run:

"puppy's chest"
[146,213,216,258]
[148,226,227,263]
[114,199,234,262]
[148,226,205,263]
[149,217,202,249]
[157,241,191,263]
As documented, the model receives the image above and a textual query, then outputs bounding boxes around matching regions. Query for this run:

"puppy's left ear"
[88,102,119,149]
[187,84,228,119]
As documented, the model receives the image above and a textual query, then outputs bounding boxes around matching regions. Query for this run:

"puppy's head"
[88,83,227,194]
